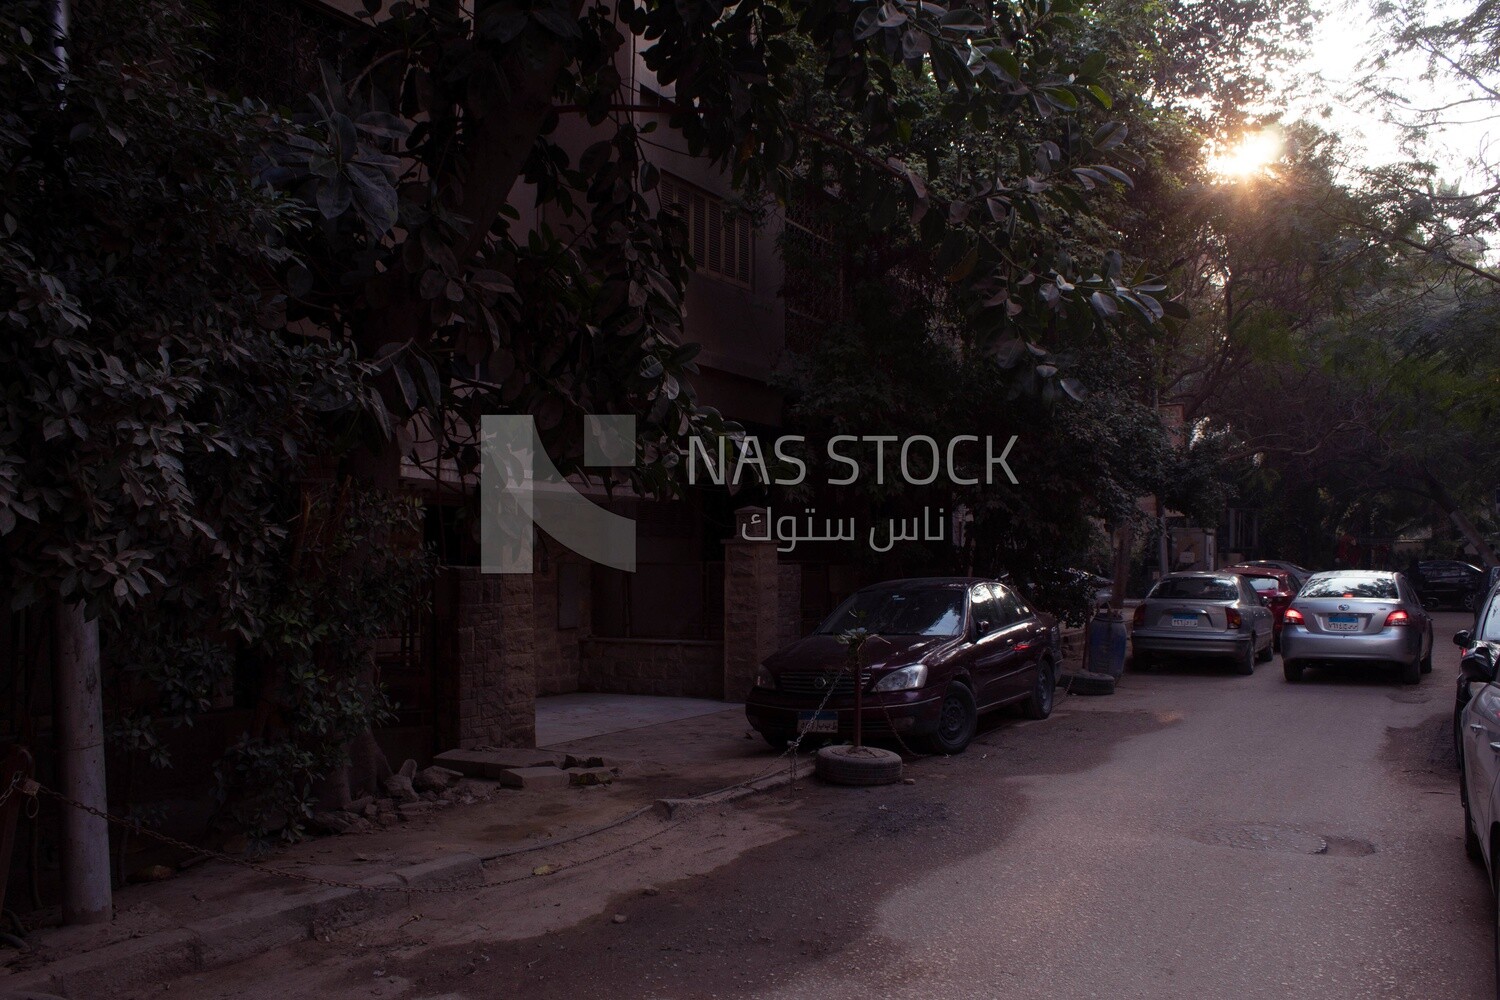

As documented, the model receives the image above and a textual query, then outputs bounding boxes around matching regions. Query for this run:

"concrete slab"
[432,749,565,778]
[495,766,573,790]
[535,693,737,746]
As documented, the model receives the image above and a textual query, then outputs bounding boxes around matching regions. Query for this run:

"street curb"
[1,853,483,999]
[654,756,815,819]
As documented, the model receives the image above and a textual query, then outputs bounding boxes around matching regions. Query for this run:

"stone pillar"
[442,567,536,749]
[723,507,781,700]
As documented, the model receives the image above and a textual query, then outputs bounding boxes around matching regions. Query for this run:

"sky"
[1289,0,1483,183]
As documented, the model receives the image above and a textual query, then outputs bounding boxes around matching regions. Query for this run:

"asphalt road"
[180,610,1493,1000]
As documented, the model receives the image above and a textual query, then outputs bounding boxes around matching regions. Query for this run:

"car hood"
[763,633,958,673]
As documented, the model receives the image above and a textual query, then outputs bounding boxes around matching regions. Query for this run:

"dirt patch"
[1382,711,1459,787]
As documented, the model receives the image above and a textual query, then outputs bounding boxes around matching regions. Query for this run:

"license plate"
[1327,614,1359,632]
[797,710,837,734]
[1170,614,1198,628]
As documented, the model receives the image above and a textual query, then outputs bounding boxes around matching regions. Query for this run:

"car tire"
[814,744,903,786]
[1256,637,1274,663]
[1130,651,1153,673]
[1421,649,1433,674]
[1234,639,1255,676]
[920,682,978,755]
[1400,657,1421,685]
[1466,791,1485,865]
[1464,590,1480,612]
[1283,658,1304,683]
[1021,660,1056,720]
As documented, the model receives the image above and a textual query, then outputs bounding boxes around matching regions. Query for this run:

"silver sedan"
[1130,571,1276,675]
[1279,570,1433,684]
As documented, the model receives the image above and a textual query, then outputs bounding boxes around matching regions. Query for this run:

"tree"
[0,0,429,847]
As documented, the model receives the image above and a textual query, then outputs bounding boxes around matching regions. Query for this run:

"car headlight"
[872,664,928,692]
[754,665,776,690]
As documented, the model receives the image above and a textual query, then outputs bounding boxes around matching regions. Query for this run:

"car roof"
[1307,569,1394,577]
[1160,571,1237,580]
[855,577,992,591]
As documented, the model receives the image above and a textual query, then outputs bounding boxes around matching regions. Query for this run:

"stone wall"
[777,563,802,648]
[723,513,780,701]
[532,552,589,696]
[578,638,725,699]
[436,567,536,749]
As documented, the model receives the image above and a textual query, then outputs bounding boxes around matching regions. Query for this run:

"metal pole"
[54,600,112,924]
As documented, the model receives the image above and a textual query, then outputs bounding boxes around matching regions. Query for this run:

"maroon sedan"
[1226,565,1299,650]
[744,578,1060,755]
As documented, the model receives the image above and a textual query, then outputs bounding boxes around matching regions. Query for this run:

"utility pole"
[49,0,110,926]
[54,601,111,924]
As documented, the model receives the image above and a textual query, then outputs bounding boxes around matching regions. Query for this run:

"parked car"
[1225,566,1298,650]
[1453,588,1500,779]
[1234,559,1313,590]
[1414,559,1486,611]
[1280,570,1433,684]
[1454,598,1500,998]
[744,578,1060,755]
[1130,571,1276,675]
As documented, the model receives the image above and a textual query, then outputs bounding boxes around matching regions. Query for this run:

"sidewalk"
[0,696,804,998]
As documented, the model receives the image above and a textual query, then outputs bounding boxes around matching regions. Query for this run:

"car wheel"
[920,682,978,755]
[1466,790,1485,865]
[1256,637,1274,663]
[1464,590,1480,612]
[1491,842,1500,1000]
[1421,648,1434,674]
[1234,638,1255,676]
[1021,660,1056,720]
[1283,658,1304,683]
[1400,656,1421,685]
[1130,651,1153,672]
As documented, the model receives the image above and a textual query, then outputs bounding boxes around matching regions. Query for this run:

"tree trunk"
[54,600,112,925]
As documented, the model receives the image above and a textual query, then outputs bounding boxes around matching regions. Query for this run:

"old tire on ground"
[1061,670,1116,696]
[1021,660,1056,720]
[1283,658,1303,683]
[1400,657,1421,685]
[919,682,978,755]
[814,744,903,786]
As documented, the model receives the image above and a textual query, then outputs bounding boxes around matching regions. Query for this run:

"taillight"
[1226,608,1243,629]
[1384,609,1411,627]
[1284,608,1304,625]
[1132,604,1145,627]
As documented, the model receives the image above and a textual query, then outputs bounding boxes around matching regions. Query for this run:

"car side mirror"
[975,618,994,636]
[1455,629,1473,647]
[1259,596,1271,606]
[1461,649,1497,684]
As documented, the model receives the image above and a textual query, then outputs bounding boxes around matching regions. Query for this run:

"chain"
[0,770,25,811]
[23,782,683,896]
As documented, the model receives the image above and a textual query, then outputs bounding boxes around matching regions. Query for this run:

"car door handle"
[1490,742,1500,753]
[1472,724,1486,732]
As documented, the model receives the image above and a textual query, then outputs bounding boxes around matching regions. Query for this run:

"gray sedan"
[1130,572,1276,675]
[1279,570,1433,684]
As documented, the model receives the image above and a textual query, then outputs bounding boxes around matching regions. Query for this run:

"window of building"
[659,175,754,287]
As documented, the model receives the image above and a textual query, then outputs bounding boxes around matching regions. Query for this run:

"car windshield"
[1300,575,1398,600]
[1150,578,1238,601]
[1481,597,1500,641]
[816,587,966,637]
[1243,576,1279,592]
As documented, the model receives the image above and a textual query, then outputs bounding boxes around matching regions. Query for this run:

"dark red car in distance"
[744,578,1060,756]
[1226,565,1299,650]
